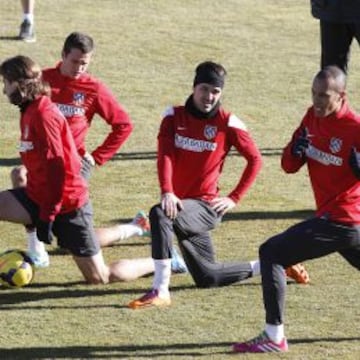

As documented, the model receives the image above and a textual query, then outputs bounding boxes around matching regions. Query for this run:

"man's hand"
[36,220,54,244]
[292,127,310,158]
[349,147,360,179]
[161,192,183,219]
[83,152,96,167]
[210,197,236,216]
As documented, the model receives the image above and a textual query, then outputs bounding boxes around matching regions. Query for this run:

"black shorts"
[10,188,99,257]
[9,188,39,225]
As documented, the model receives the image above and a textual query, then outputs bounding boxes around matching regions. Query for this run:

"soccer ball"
[0,249,34,288]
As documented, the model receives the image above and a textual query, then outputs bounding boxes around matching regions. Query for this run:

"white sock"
[115,224,143,241]
[250,260,260,276]
[265,323,284,343]
[23,13,34,24]
[152,259,171,298]
[27,231,47,255]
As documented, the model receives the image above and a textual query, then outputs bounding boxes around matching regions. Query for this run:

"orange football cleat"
[285,263,310,284]
[128,289,171,309]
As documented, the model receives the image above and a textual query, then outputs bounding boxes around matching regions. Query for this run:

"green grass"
[1,0,360,359]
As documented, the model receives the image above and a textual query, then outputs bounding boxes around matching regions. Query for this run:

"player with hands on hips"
[128,61,265,310]
[161,192,183,220]
[210,196,236,216]
[128,62,309,310]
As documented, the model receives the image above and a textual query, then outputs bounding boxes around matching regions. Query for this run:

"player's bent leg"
[0,190,32,224]
[72,251,111,284]
[180,237,252,288]
[95,226,123,247]
[9,168,50,268]
[73,252,155,284]
[108,257,155,282]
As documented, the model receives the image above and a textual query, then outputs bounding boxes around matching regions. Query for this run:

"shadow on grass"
[0,287,121,305]
[0,36,20,41]
[0,282,257,308]
[0,343,230,359]
[222,209,314,221]
[1,336,360,359]
[109,209,315,226]
[0,147,283,168]
[0,157,21,167]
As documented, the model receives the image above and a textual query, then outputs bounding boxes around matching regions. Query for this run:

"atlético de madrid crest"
[329,137,342,153]
[204,125,217,140]
[73,92,85,105]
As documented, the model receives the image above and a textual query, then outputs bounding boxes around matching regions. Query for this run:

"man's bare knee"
[73,253,111,284]
[10,165,27,188]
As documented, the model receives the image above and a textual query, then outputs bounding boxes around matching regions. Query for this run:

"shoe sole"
[128,298,171,309]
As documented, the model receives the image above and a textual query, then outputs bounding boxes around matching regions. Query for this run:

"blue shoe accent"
[132,211,150,237]
[170,246,188,274]
[28,251,50,268]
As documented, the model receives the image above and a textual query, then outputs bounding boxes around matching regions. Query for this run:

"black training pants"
[259,217,360,325]
[320,20,360,73]
[149,198,252,288]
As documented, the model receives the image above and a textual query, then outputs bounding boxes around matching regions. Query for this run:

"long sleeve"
[157,115,175,194]
[91,82,133,165]
[33,111,66,221]
[227,124,262,203]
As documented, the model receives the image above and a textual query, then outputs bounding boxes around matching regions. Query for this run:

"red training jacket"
[157,105,262,203]
[20,96,88,222]
[282,100,360,224]
[42,64,133,165]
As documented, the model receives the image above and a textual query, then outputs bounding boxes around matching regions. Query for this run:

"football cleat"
[19,20,36,43]
[131,210,150,237]
[170,246,188,274]
[28,251,50,268]
[232,331,288,353]
[286,263,310,284]
[128,289,171,309]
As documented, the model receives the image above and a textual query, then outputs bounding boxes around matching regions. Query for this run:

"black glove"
[292,127,310,158]
[349,147,360,179]
[36,220,54,244]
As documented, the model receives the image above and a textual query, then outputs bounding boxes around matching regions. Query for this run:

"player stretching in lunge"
[129,61,308,309]
[233,66,360,353]
[0,55,156,284]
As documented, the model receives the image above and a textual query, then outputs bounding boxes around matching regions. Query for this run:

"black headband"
[193,69,225,88]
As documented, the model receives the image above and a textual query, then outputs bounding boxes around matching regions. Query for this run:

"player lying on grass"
[233,66,360,353]
[128,61,309,309]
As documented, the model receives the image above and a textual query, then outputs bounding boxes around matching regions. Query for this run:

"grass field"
[1,1,360,359]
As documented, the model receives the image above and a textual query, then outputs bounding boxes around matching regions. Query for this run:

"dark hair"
[193,61,227,88]
[315,65,346,92]
[195,61,227,77]
[63,32,94,55]
[0,55,50,102]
